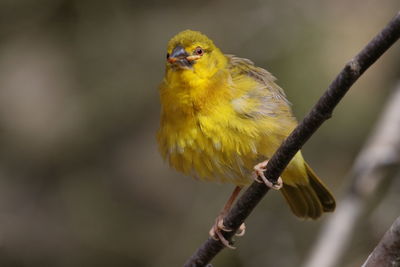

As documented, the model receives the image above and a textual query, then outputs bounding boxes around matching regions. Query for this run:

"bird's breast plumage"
[158,55,297,185]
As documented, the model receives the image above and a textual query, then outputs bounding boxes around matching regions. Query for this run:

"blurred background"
[0,0,399,266]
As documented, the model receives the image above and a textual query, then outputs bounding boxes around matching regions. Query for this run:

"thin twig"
[184,11,400,267]
[362,216,400,267]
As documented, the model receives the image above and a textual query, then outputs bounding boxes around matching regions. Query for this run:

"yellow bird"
[157,30,335,246]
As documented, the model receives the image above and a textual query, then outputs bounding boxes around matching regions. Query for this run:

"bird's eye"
[194,47,204,56]
[166,53,170,59]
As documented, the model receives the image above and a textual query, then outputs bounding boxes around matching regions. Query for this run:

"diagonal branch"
[362,216,400,267]
[184,11,400,267]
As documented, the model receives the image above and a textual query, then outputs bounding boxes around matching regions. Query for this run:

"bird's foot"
[253,160,283,190]
[209,215,246,249]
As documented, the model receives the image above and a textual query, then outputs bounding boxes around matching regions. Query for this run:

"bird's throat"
[162,68,231,116]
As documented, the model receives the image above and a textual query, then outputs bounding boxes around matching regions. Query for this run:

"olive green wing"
[226,54,297,127]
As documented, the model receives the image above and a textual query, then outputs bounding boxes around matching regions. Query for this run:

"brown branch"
[362,216,400,267]
[184,11,400,267]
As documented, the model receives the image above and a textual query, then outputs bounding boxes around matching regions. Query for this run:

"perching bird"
[157,30,335,247]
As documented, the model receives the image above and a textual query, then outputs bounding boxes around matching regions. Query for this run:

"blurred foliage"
[0,0,399,266]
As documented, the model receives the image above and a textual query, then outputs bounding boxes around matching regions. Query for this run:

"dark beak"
[167,45,192,68]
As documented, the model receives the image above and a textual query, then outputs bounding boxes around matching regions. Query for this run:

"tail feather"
[281,163,335,219]
[302,185,323,219]
[281,185,308,218]
[306,163,336,212]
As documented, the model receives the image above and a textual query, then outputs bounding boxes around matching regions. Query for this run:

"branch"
[362,216,400,267]
[303,82,400,267]
[184,11,400,267]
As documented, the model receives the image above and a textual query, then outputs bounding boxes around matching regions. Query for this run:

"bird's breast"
[158,101,267,185]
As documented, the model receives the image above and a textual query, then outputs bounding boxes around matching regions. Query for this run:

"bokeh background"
[0,1,399,266]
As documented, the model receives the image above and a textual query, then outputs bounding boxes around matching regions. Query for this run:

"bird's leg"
[253,160,283,190]
[209,186,246,249]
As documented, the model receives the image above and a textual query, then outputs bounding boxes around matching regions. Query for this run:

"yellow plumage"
[158,30,335,219]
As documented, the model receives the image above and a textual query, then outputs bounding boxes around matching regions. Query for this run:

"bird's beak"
[167,45,192,69]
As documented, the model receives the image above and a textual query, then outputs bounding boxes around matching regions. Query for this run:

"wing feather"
[226,54,295,124]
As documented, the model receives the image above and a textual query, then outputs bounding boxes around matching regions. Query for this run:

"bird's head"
[165,30,227,79]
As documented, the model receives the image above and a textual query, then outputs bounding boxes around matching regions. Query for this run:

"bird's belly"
[158,119,262,185]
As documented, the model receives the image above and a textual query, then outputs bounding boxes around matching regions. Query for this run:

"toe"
[215,230,236,249]
[235,223,246,237]
[272,177,283,190]
[217,218,232,232]
[209,226,219,240]
[255,171,282,191]
[209,218,237,249]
